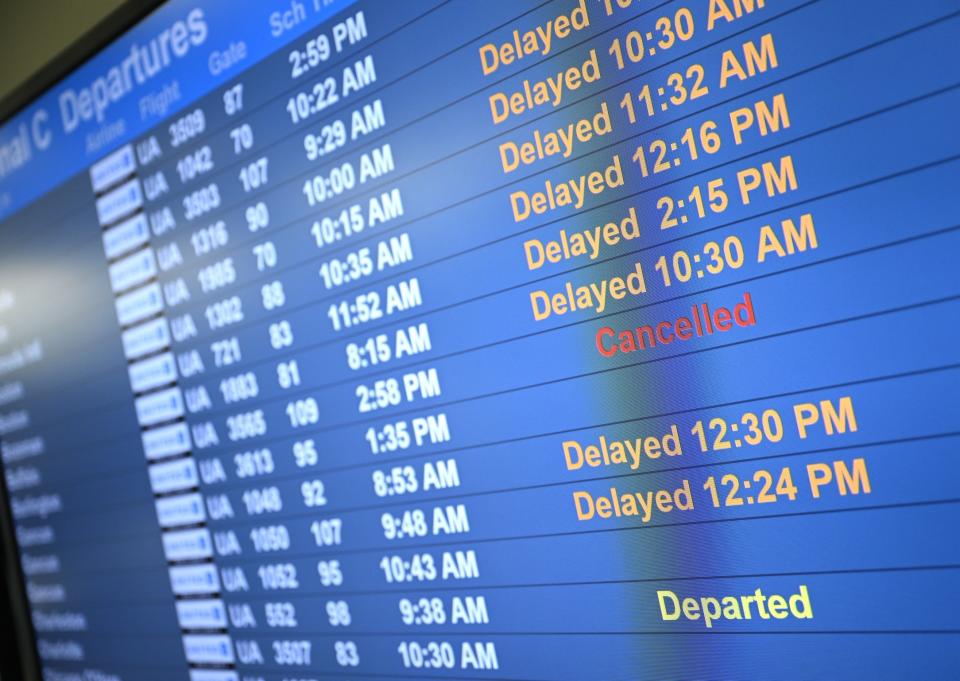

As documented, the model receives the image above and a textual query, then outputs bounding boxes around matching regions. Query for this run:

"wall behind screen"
[0,0,127,105]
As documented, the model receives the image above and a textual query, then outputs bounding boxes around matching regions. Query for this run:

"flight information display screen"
[0,0,958,679]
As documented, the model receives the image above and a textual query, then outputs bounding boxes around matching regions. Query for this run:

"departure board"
[0,0,958,679]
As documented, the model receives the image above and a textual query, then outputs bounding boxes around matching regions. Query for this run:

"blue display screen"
[0,1,958,679]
